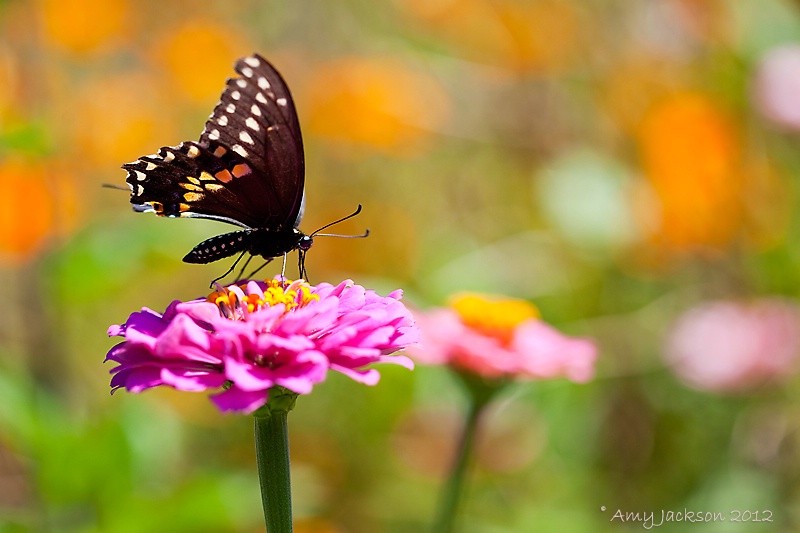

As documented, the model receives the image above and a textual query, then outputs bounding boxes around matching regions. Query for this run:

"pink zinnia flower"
[408,293,597,382]
[106,279,418,413]
[665,298,800,393]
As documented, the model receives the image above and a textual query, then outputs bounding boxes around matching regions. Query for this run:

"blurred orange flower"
[305,57,449,156]
[152,20,250,104]
[400,0,582,73]
[39,0,128,55]
[0,160,79,265]
[71,73,177,167]
[636,92,742,250]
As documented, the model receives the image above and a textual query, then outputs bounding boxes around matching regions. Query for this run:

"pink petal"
[210,387,269,414]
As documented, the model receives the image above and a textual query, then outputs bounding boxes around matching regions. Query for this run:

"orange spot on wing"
[215,169,233,183]
[232,164,251,178]
[183,192,204,202]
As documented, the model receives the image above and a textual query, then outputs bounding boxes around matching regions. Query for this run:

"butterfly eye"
[298,236,313,251]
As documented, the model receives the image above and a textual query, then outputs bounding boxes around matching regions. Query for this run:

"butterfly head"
[298,234,313,251]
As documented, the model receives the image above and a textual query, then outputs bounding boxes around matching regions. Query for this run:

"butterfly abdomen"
[183,230,253,264]
[183,227,310,264]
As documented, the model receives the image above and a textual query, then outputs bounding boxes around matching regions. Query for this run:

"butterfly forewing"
[198,54,305,230]
[124,53,305,232]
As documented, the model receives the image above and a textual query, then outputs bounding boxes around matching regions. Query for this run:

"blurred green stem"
[432,376,499,533]
[254,388,297,533]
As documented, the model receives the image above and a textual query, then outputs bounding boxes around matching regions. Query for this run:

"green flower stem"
[254,388,297,533]
[432,375,500,533]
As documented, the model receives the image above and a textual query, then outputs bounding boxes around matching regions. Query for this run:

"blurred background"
[3,0,800,531]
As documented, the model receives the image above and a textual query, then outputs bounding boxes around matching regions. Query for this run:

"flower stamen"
[208,278,320,320]
[449,292,539,343]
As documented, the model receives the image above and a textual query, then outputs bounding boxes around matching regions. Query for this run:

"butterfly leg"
[209,250,248,288]
[235,254,255,281]
[298,249,308,281]
[280,253,288,281]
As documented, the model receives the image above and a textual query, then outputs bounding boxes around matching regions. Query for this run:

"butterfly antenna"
[310,204,370,239]
[209,250,248,288]
[309,204,369,238]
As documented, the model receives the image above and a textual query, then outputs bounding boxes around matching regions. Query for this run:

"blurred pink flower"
[753,45,800,131]
[665,298,800,392]
[408,293,597,382]
[106,279,417,413]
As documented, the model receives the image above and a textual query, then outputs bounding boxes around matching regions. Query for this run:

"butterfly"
[122,53,363,281]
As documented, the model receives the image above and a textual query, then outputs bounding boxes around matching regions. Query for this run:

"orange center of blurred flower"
[208,279,318,320]
[449,293,539,342]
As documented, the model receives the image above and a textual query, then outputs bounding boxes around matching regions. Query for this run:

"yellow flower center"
[449,292,539,342]
[207,279,319,319]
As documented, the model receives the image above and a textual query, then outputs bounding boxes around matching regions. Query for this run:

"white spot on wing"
[258,77,270,89]
[244,56,261,68]
[209,129,221,141]
[276,97,287,106]
[256,92,267,104]
[241,67,253,77]
[231,90,241,100]
[164,151,175,162]
[232,144,248,158]
[146,162,157,171]
[251,104,262,116]
[236,79,247,88]
[135,170,146,181]
[226,103,236,113]
[136,184,144,195]
[239,131,254,144]
[245,117,260,131]
[218,115,228,126]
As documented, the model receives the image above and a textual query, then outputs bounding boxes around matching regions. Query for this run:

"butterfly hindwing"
[124,141,268,228]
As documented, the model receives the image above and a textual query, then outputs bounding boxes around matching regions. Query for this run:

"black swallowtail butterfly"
[122,53,362,281]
